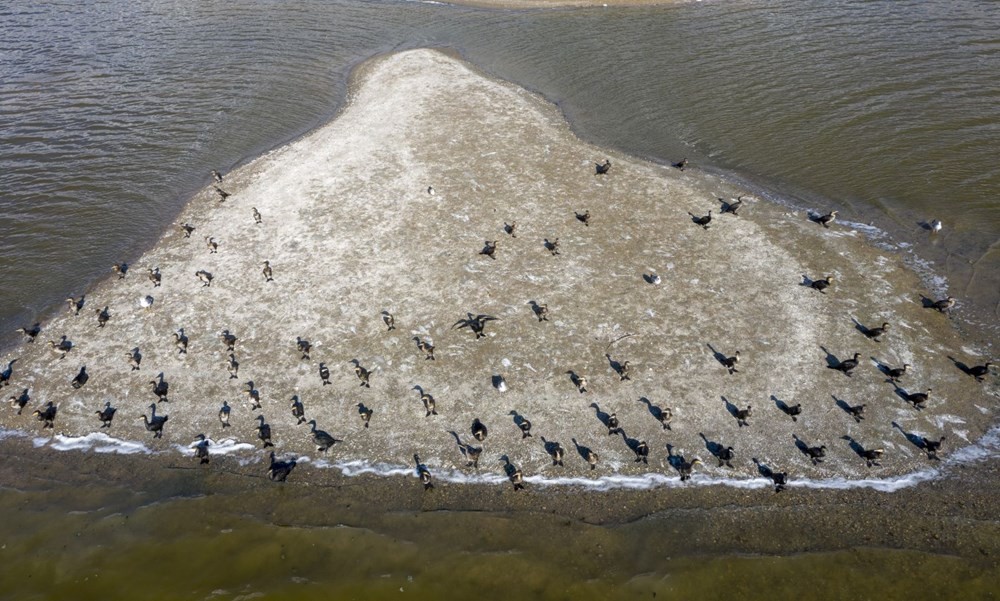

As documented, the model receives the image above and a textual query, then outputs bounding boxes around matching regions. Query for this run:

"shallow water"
[2,0,1000,597]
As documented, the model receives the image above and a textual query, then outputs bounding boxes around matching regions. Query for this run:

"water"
[2,0,999,596]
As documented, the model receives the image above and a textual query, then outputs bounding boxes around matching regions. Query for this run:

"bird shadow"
[698,433,724,462]
[946,355,974,377]
[801,274,818,288]
[706,343,730,369]
[638,396,671,430]
[833,395,865,423]
[819,346,844,369]
[589,402,611,429]
[918,295,938,309]
[509,410,529,435]
[870,356,895,379]
[840,435,866,458]
[617,429,642,454]
[853,318,875,338]
[890,422,927,453]
[771,395,793,416]
[665,444,685,470]
[605,354,625,378]
[448,430,472,461]
[572,438,594,463]
[791,434,813,459]
[721,396,740,421]
[892,385,923,409]
[575,211,590,225]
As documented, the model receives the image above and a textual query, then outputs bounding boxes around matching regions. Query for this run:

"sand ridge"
[1,49,996,488]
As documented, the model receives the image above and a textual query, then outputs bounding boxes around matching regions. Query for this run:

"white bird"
[650,273,662,285]
[929,219,942,234]
[427,186,435,195]
[139,295,154,310]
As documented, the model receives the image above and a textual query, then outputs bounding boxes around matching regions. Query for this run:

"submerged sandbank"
[0,49,996,494]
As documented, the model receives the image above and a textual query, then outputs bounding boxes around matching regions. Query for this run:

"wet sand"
[1,46,998,551]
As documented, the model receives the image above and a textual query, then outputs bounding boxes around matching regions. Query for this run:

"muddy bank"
[1,49,997,495]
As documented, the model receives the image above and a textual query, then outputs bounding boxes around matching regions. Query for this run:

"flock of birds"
[2,159,994,493]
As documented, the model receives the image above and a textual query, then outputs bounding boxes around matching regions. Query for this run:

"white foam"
[40,432,152,455]
[175,438,255,457]
[0,427,28,442]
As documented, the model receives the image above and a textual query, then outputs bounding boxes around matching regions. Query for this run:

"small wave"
[33,432,152,454]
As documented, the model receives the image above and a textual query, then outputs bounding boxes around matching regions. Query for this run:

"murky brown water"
[1,0,998,597]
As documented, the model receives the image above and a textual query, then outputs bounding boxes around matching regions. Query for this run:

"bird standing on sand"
[504,221,517,237]
[863,322,890,341]
[413,337,435,360]
[931,296,955,313]
[922,436,946,460]
[723,351,740,374]
[357,403,373,428]
[500,457,525,491]
[382,311,395,331]
[214,186,230,201]
[71,366,89,389]
[66,296,84,315]
[147,267,161,287]
[480,240,498,260]
[510,410,532,438]
[929,219,942,234]
[15,323,41,343]
[290,396,306,425]
[195,270,213,286]
[219,330,237,352]
[96,306,110,328]
[688,210,712,229]
[677,457,702,481]
[174,329,189,354]
[472,418,488,442]
[267,451,296,482]
[817,210,838,228]
[112,263,128,279]
[734,404,752,427]
[205,237,218,254]
[49,336,72,359]
[252,208,262,224]
[140,403,168,438]
[414,455,434,490]
[181,223,195,238]
[782,403,802,421]
[256,415,274,448]
[810,276,834,293]
[544,238,560,255]
[606,412,620,435]
[418,390,438,417]
[307,420,341,452]
[830,352,861,376]
[33,402,57,428]
[352,361,372,388]
[127,347,142,371]
[244,381,261,411]
[226,353,239,379]
[845,403,866,422]
[262,261,273,282]
[722,196,745,215]
[95,401,116,428]
[886,363,909,382]
[595,159,611,175]
[968,361,994,382]
[903,388,931,410]
[8,388,30,415]
[193,434,211,464]
[673,158,688,170]
[295,337,311,360]
[576,210,591,226]
[0,359,15,387]
[218,401,231,428]
[318,363,331,385]
[150,375,169,403]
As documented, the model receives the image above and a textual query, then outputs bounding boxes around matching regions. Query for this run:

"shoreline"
[1,48,997,509]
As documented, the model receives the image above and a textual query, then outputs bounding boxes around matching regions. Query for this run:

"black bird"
[33,402,57,429]
[722,196,745,215]
[544,238,560,255]
[147,268,161,287]
[307,420,341,452]
[800,439,827,465]
[863,322,890,341]
[861,447,884,467]
[66,296,85,315]
[193,434,211,464]
[226,353,239,379]
[569,371,588,393]
[717,446,736,468]
[205,236,218,254]
[291,396,306,425]
[219,329,237,352]
[968,361,994,382]
[211,169,223,183]
[845,403,866,422]
[140,404,168,438]
[417,389,438,417]
[541,437,565,466]
[352,361,372,388]
[256,415,274,448]
[677,456,701,481]
[150,375,169,403]
[830,352,861,376]
[357,403,373,428]
[817,210,838,228]
[318,363,331,385]
[268,451,297,482]
[95,401,116,427]
[218,400,231,428]
[296,337,311,360]
[930,296,955,313]
[576,210,591,226]
[413,337,435,360]
[531,302,549,322]
[453,313,498,340]
[71,366,89,389]
[630,437,650,464]
[414,454,434,490]
[96,306,111,328]
[500,456,525,491]
[111,263,128,279]
[180,223,195,238]
[15,323,41,342]
[244,381,261,411]
[0,359,15,386]
[262,261,273,282]
[195,270,213,286]
[504,221,517,237]
[174,329,189,354]
[722,351,740,374]
[688,210,712,229]
[509,410,532,438]
[595,159,611,175]
[252,207,262,224]
[810,275,834,293]
[471,418,488,442]
[735,404,752,427]
[922,436,946,460]
[672,158,688,170]
[382,310,396,331]
[606,412,620,436]
[902,387,931,410]
[7,388,30,414]
[480,240,498,260]
[48,336,73,359]
[886,363,909,382]
[781,403,803,422]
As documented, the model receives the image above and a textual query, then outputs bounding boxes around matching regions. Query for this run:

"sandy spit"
[1,49,997,504]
